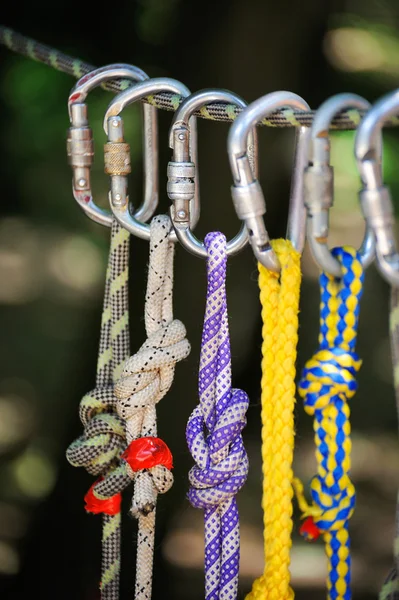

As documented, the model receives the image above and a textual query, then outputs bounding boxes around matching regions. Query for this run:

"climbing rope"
[379,288,399,600]
[114,214,190,600]
[3,25,399,129]
[294,245,364,600]
[66,220,131,600]
[186,231,249,600]
[246,239,301,600]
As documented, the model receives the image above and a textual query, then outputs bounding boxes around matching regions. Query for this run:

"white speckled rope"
[114,214,190,600]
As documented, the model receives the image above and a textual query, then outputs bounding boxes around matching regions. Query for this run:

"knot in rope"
[113,316,189,509]
[308,472,356,532]
[66,388,126,476]
[186,388,249,509]
[298,346,362,415]
[121,434,175,511]
[114,319,190,426]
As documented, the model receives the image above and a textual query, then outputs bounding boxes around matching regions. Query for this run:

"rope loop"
[246,239,301,600]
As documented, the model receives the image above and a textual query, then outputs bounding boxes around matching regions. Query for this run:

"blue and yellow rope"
[294,246,364,600]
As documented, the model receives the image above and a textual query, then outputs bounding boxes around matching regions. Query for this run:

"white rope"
[114,214,190,600]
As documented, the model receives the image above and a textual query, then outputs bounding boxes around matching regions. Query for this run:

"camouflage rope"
[379,288,399,600]
[66,220,131,600]
[3,24,399,130]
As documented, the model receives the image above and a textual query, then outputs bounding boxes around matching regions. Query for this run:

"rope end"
[299,516,321,541]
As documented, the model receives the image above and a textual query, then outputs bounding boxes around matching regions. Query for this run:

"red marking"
[84,479,121,515]
[83,195,91,204]
[122,437,173,471]
[69,92,82,104]
[299,516,321,541]
[78,73,93,85]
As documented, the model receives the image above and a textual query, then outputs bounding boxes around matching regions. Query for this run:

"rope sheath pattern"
[3,25,399,130]
[114,214,190,600]
[186,231,249,600]
[379,288,399,599]
[246,239,301,600]
[295,246,364,600]
[66,220,131,600]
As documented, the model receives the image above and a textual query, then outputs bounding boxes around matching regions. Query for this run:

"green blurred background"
[0,1,399,598]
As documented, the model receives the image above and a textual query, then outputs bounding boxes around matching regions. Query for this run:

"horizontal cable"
[1,25,399,130]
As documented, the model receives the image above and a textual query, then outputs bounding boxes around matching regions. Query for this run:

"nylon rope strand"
[66,220,131,600]
[246,239,301,600]
[379,287,399,600]
[186,231,249,600]
[293,245,365,600]
[114,214,190,600]
[3,25,399,130]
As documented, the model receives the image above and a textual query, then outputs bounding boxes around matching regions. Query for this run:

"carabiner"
[167,88,257,258]
[227,91,311,272]
[355,88,399,286]
[304,93,377,278]
[67,64,158,228]
[103,77,199,242]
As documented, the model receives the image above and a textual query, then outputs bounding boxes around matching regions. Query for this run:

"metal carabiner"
[304,93,377,278]
[167,88,257,258]
[102,77,199,242]
[67,64,158,227]
[227,91,311,272]
[355,89,399,286]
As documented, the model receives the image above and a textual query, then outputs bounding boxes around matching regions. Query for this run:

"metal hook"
[305,93,378,278]
[355,89,399,286]
[103,77,199,243]
[167,88,258,258]
[227,91,311,272]
[67,64,158,228]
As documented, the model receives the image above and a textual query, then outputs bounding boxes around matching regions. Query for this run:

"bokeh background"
[0,1,399,598]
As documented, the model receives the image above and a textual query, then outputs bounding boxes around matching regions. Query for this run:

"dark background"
[0,1,399,598]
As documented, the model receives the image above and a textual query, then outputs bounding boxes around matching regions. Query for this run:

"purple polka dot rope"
[186,231,249,600]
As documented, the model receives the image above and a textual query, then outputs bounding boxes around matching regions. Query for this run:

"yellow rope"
[247,239,301,600]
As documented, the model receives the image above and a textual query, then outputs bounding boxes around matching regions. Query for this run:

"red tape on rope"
[84,479,122,515]
[122,437,173,471]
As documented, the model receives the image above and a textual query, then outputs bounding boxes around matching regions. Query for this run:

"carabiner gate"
[227,91,311,272]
